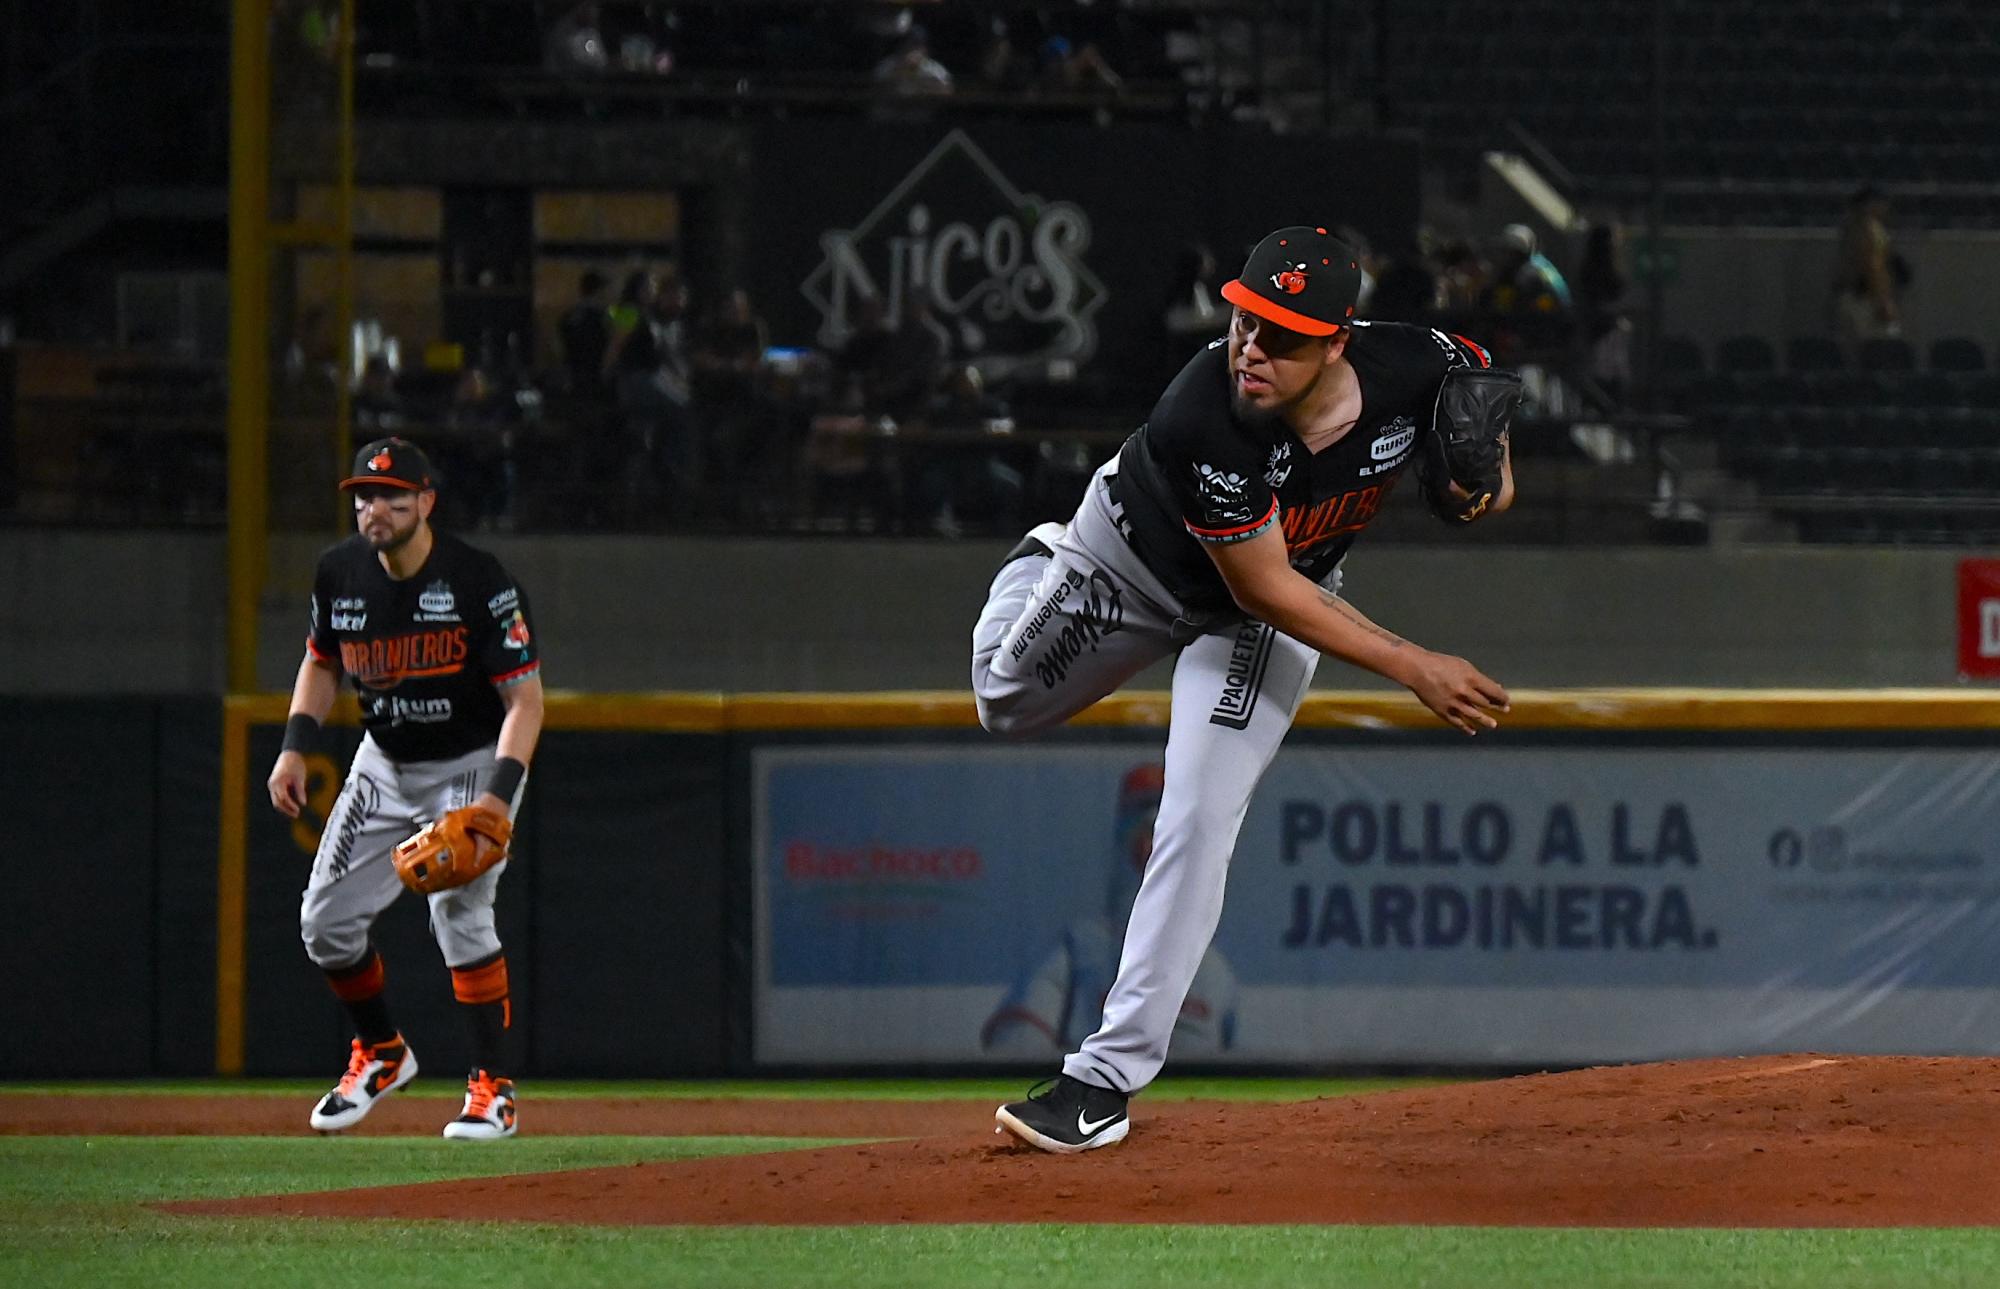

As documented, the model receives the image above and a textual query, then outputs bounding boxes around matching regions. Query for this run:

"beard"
[1231,364,1327,431]
[362,516,420,552]
[1229,388,1282,428]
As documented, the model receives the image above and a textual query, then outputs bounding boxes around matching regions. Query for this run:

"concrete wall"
[0,530,1977,694]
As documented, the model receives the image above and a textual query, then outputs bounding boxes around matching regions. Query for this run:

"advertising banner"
[1960,558,2000,679]
[753,743,2000,1066]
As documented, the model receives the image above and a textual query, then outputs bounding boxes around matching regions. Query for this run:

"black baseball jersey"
[306,533,541,763]
[1112,322,1492,615]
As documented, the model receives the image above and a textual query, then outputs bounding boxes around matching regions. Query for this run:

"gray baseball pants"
[299,735,524,972]
[972,459,1328,1094]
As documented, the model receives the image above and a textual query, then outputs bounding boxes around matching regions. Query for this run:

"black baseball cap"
[1219,226,1363,337]
[339,436,434,492]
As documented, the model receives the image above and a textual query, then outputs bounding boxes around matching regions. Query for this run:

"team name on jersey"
[1281,481,1395,557]
[339,627,470,686]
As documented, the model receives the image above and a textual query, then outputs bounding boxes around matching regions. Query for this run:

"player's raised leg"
[972,478,1182,738]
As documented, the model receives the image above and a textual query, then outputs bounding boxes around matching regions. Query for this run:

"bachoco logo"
[801,129,1106,369]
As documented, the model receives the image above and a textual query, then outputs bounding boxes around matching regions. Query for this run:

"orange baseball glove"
[392,805,513,894]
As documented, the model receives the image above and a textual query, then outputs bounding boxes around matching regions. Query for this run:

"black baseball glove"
[1416,367,1522,523]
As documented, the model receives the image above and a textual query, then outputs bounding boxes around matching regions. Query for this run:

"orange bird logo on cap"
[370,450,393,470]
[1272,265,1308,295]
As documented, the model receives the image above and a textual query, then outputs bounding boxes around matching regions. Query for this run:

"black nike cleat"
[995,1074,1130,1153]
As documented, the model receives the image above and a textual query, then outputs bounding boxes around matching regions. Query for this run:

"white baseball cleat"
[441,1069,518,1140]
[309,1036,418,1132]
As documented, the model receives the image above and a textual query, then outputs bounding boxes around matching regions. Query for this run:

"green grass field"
[5,1079,2000,1289]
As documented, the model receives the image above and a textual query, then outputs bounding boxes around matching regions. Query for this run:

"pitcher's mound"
[170,1054,2000,1227]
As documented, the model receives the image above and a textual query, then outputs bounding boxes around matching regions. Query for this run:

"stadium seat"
[1785,336,1845,372]
[1858,337,1917,372]
[1964,374,2000,409]
[1714,334,1777,373]
[1894,373,1963,407]
[1659,335,1705,375]
[1928,337,1987,372]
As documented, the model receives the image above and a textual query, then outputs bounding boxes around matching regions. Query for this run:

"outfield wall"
[0,533,1979,694]
[5,691,1998,1077]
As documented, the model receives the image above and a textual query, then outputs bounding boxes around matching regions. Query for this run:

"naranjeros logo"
[802,129,1106,369]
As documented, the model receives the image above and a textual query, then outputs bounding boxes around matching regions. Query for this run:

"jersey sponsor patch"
[415,579,460,622]
[379,695,454,725]
[1264,442,1294,488]
[1193,462,1255,524]
[1210,621,1275,730]
[487,587,520,618]
[331,596,368,631]
[1024,569,1126,691]
[502,609,532,650]
[1371,420,1417,460]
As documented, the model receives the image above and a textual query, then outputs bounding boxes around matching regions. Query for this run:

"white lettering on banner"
[1982,599,2000,657]
[800,130,1106,368]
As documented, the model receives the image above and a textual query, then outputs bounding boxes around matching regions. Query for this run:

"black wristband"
[487,756,527,803]
[281,713,321,754]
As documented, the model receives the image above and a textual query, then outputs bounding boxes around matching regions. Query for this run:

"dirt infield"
[122,1055,2000,1226]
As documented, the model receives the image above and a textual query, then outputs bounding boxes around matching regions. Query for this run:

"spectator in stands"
[1365,239,1442,323]
[1832,186,1903,348]
[1576,220,1633,403]
[1337,224,1381,314]
[440,352,514,527]
[833,292,897,411]
[873,24,953,95]
[558,270,612,398]
[354,355,405,430]
[910,364,1024,537]
[544,2,609,75]
[875,289,953,419]
[604,267,699,519]
[1161,241,1225,343]
[1483,223,1573,315]
[1149,241,1224,388]
[691,287,772,499]
[1038,34,1123,93]
[1433,238,1487,314]
[972,17,1033,93]
[612,3,675,75]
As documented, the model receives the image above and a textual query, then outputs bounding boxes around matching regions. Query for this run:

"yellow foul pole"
[226,0,272,694]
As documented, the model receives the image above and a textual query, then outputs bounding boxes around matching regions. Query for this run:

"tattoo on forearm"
[1321,590,1405,648]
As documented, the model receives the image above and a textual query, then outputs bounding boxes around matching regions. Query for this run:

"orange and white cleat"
[442,1068,518,1140]
[309,1036,418,1132]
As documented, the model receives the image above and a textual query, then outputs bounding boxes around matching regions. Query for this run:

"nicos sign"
[801,130,1106,369]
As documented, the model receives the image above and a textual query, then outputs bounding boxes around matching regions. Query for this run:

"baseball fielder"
[977,227,1519,1152]
[267,437,544,1139]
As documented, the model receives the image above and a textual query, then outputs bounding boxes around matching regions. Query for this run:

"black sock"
[451,950,514,1077]
[461,1000,511,1076]
[323,951,399,1047]
[345,994,398,1049]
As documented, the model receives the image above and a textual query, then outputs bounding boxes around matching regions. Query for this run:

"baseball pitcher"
[975,227,1518,1152]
